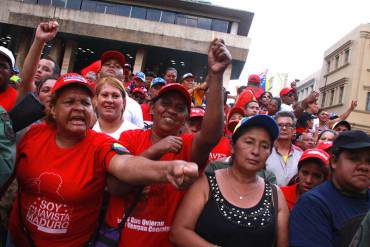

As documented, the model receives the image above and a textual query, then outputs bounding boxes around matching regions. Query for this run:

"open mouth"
[70,116,85,125]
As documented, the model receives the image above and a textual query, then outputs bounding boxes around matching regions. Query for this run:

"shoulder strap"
[270,183,278,247]
[117,186,144,242]
[17,186,36,247]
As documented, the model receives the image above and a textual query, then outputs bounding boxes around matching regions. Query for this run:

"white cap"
[0,46,15,68]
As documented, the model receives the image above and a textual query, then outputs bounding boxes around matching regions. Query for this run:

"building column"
[60,40,77,74]
[223,63,233,89]
[133,48,147,74]
[48,38,64,67]
[15,32,32,69]
[230,22,239,35]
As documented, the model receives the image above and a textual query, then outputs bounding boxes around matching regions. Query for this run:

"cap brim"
[233,115,279,142]
[53,81,95,96]
[156,84,192,111]
[339,142,370,150]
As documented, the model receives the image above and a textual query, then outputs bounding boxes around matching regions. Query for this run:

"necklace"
[227,168,259,200]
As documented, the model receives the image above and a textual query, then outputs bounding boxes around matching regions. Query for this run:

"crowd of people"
[0,20,369,247]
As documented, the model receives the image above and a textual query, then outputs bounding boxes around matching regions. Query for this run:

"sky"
[211,0,370,83]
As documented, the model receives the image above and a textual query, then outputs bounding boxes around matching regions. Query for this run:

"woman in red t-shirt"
[281,148,330,211]
[105,39,232,247]
[8,73,198,247]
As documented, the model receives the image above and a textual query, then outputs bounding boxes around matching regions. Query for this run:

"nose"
[305,175,313,184]
[250,144,260,156]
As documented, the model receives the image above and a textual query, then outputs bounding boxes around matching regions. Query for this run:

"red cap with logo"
[156,83,192,112]
[298,148,330,168]
[52,73,95,95]
[280,87,295,97]
[248,74,260,84]
[132,87,146,96]
[190,107,205,118]
[101,51,126,68]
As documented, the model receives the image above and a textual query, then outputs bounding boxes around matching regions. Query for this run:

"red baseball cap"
[227,106,245,123]
[248,74,260,84]
[132,87,146,96]
[316,141,333,151]
[52,73,95,95]
[155,84,192,112]
[298,148,330,168]
[190,107,205,119]
[280,87,294,97]
[101,51,126,68]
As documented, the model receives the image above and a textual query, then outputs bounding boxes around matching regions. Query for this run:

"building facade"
[0,0,253,86]
[297,71,320,101]
[317,23,370,133]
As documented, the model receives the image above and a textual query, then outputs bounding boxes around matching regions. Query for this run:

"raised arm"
[328,100,357,127]
[108,154,198,189]
[191,39,231,166]
[17,21,59,102]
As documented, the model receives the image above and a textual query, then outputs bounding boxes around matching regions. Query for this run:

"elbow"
[169,226,180,246]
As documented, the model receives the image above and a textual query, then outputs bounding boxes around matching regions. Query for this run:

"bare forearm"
[140,146,163,160]
[18,38,44,101]
[106,174,135,196]
[109,155,168,185]
[170,227,215,247]
[200,71,223,144]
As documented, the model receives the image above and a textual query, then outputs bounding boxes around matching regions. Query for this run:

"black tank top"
[195,170,276,247]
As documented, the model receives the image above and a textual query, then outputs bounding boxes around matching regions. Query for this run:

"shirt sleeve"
[289,193,334,247]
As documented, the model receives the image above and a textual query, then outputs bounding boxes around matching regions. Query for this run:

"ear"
[150,102,155,116]
[50,104,56,120]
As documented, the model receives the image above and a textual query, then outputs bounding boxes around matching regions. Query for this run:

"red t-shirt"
[9,123,124,247]
[105,129,194,247]
[208,136,231,162]
[280,183,298,211]
[140,103,152,122]
[0,86,18,112]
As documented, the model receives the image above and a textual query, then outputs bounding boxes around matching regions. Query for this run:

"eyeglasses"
[278,123,294,129]
[287,93,295,97]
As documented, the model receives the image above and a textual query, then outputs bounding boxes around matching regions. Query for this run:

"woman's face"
[96,83,125,122]
[232,127,272,172]
[51,86,94,138]
[318,111,329,122]
[267,100,278,115]
[151,91,188,135]
[38,79,57,110]
[298,162,326,194]
[260,93,272,106]
[319,131,336,142]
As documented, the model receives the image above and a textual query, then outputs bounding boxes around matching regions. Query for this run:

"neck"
[229,166,258,184]
[55,130,85,148]
[151,126,179,143]
[276,139,292,150]
[99,116,123,133]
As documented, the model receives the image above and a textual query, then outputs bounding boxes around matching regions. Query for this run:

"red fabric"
[234,86,263,109]
[9,123,120,247]
[80,60,101,77]
[105,129,195,247]
[141,103,152,121]
[0,86,18,112]
[247,86,264,99]
[280,183,298,211]
[208,136,231,161]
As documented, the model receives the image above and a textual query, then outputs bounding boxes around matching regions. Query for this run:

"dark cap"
[332,130,370,153]
[332,120,351,131]
[232,115,279,144]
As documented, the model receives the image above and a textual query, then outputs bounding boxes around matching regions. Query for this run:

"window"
[212,19,229,33]
[335,55,340,69]
[146,9,161,21]
[161,11,176,24]
[339,86,344,103]
[81,0,97,12]
[327,60,331,73]
[66,0,81,10]
[105,4,117,15]
[52,0,66,7]
[38,0,51,5]
[131,6,146,19]
[23,0,37,3]
[367,92,370,111]
[175,14,187,25]
[95,3,107,13]
[330,89,335,105]
[116,4,131,16]
[321,92,326,107]
[197,17,212,30]
[344,49,350,63]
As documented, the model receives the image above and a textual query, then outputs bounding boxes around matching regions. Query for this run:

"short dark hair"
[271,97,281,111]
[274,111,296,126]
[164,67,177,75]
[145,71,156,78]
[41,56,60,77]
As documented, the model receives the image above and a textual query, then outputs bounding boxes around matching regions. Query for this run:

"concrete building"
[296,71,320,101]
[318,23,370,133]
[0,0,253,86]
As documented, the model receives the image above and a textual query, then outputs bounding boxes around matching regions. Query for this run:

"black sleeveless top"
[195,170,276,247]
